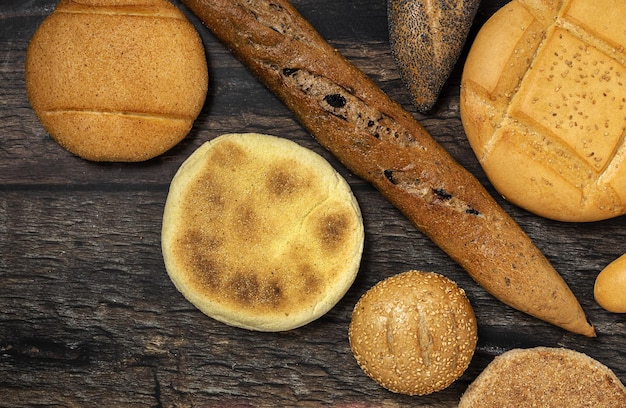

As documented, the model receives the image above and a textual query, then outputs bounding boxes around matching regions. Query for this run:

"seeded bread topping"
[460,0,626,221]
[349,271,477,396]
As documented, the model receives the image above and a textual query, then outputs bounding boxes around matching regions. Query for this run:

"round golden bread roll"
[25,0,208,162]
[348,270,477,396]
[460,0,626,221]
[459,347,626,407]
[161,133,364,331]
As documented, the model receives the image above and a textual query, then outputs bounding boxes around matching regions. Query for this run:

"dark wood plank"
[1,0,625,406]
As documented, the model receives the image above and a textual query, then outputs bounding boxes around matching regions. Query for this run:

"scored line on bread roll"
[25,0,208,162]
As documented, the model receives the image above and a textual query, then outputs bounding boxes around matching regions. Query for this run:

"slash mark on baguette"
[280,67,481,216]
[242,0,307,42]
[383,168,482,216]
[281,67,421,148]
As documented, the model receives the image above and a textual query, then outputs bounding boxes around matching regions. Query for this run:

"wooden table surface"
[1,0,625,406]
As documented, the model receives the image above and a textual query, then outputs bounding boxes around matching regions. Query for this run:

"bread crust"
[349,271,477,396]
[180,0,595,336]
[161,133,364,331]
[460,0,626,221]
[459,347,626,407]
[25,0,208,162]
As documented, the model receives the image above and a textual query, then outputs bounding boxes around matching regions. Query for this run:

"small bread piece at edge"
[459,347,626,407]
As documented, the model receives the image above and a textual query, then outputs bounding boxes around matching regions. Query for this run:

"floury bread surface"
[161,133,364,331]
[25,0,208,162]
[459,347,626,407]
[181,0,595,336]
[460,0,626,221]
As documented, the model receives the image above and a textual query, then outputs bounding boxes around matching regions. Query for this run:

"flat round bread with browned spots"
[161,133,364,331]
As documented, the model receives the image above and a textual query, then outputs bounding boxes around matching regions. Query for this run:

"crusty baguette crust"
[181,0,595,337]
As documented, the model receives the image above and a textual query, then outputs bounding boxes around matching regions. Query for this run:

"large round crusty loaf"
[349,270,477,396]
[25,0,208,162]
[161,133,364,331]
[460,0,626,222]
[459,347,626,407]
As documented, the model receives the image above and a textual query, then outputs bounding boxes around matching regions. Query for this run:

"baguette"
[181,0,595,337]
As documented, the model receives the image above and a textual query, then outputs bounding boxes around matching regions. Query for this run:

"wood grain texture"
[1,0,625,406]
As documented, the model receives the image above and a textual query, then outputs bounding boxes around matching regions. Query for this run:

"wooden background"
[1,0,625,406]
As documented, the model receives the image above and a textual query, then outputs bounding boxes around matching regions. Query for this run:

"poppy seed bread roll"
[388,0,481,112]
[161,133,364,331]
[25,0,208,162]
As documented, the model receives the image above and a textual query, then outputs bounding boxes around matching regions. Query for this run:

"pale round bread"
[348,270,477,396]
[460,0,626,221]
[161,133,364,331]
[25,0,208,162]
[459,346,626,407]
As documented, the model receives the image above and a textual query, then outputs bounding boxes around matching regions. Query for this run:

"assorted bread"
[180,0,595,337]
[459,347,626,407]
[161,133,364,331]
[23,0,626,401]
[25,0,208,162]
[349,271,477,396]
[460,0,626,221]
